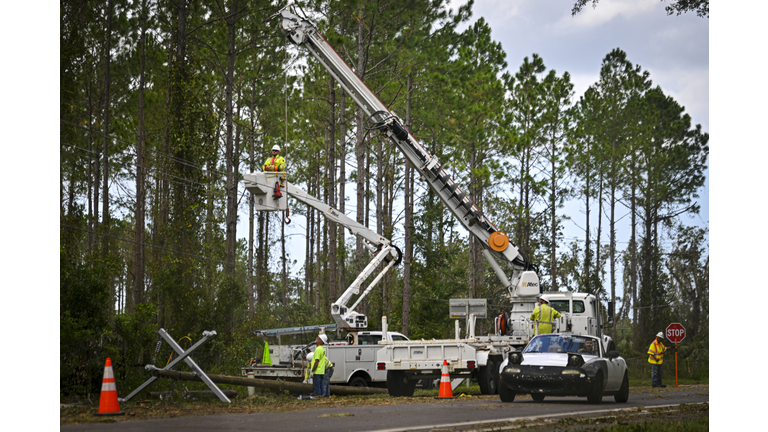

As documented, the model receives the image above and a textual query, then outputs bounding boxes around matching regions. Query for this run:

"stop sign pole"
[666,323,686,387]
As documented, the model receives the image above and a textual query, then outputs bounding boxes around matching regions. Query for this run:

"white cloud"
[556,0,658,31]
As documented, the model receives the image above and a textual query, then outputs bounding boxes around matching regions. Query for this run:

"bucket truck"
[266,5,607,397]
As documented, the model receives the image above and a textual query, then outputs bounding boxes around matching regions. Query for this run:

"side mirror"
[606,350,620,359]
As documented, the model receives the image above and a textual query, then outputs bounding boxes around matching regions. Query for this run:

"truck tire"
[614,372,629,403]
[586,372,604,404]
[531,394,545,402]
[349,376,367,387]
[477,361,497,395]
[499,381,515,403]
[387,371,416,397]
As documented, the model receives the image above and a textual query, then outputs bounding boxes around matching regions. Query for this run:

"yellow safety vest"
[531,303,561,334]
[263,155,286,172]
[312,346,326,375]
[647,339,666,365]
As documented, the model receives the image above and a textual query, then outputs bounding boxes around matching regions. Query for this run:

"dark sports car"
[498,333,629,404]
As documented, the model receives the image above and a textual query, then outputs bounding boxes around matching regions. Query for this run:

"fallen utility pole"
[149,368,388,396]
[146,390,239,400]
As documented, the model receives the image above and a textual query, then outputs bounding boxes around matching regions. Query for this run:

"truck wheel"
[477,361,497,395]
[531,394,545,402]
[387,371,415,397]
[614,372,629,403]
[586,372,604,404]
[349,376,367,387]
[499,381,515,403]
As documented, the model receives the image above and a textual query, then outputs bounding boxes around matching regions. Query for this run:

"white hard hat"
[272,144,281,152]
[656,332,664,338]
[306,352,313,361]
[319,334,328,344]
[536,294,548,303]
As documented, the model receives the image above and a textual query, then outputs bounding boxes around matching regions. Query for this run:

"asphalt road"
[61,386,709,432]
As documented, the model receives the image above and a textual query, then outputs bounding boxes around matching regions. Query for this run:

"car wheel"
[387,370,415,397]
[499,381,515,403]
[531,394,545,402]
[349,376,367,387]
[586,372,604,404]
[477,362,497,395]
[614,372,629,403]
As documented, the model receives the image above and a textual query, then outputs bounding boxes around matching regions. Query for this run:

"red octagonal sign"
[666,323,686,343]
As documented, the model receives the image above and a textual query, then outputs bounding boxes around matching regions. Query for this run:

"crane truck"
[266,4,610,397]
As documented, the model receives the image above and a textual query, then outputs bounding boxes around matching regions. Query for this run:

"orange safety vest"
[647,339,667,365]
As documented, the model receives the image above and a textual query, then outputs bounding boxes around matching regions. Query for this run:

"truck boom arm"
[243,172,401,329]
[271,5,538,297]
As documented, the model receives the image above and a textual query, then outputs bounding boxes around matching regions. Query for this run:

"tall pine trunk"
[224,0,239,277]
[132,0,148,312]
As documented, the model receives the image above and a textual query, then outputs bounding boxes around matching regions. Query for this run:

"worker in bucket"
[530,294,561,335]
[648,332,668,388]
[311,334,328,397]
[263,145,286,199]
[263,145,286,172]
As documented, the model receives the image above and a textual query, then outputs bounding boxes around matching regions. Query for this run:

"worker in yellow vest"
[648,332,667,388]
[263,145,286,199]
[322,355,334,397]
[530,295,561,335]
[263,145,286,172]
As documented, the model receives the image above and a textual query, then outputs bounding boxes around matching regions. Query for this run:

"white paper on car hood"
[521,353,568,367]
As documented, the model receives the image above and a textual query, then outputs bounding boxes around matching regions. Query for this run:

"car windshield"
[523,335,600,355]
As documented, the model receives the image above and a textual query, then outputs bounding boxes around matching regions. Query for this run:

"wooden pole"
[674,340,678,387]
[150,369,388,396]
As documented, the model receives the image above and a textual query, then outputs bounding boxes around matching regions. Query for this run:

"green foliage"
[60,251,111,398]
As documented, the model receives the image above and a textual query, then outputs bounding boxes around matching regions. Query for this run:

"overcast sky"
[453,0,710,244]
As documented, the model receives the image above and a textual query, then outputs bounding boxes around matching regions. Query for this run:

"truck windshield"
[549,301,585,314]
[523,335,599,355]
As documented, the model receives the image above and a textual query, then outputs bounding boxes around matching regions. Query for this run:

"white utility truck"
[241,325,409,387]
[267,4,610,397]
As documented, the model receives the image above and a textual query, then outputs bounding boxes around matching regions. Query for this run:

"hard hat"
[272,144,281,152]
[656,332,664,338]
[536,294,548,303]
[306,352,313,361]
[319,334,328,344]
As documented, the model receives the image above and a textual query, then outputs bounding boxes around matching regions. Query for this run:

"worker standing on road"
[311,334,328,397]
[648,332,668,388]
[530,295,561,335]
[322,353,334,397]
[263,145,286,172]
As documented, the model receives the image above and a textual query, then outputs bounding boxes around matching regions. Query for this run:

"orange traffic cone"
[435,360,454,399]
[96,358,125,416]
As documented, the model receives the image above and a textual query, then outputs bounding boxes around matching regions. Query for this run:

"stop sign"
[666,323,686,343]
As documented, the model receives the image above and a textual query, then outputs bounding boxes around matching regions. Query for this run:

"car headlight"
[561,370,580,375]
[567,354,584,367]
[504,367,521,373]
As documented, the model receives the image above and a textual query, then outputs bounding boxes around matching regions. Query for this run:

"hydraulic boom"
[243,172,401,330]
[269,5,539,298]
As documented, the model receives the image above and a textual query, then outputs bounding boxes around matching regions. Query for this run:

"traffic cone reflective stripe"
[435,360,454,399]
[96,358,125,416]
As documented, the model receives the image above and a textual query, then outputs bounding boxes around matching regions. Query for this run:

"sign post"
[665,323,686,387]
